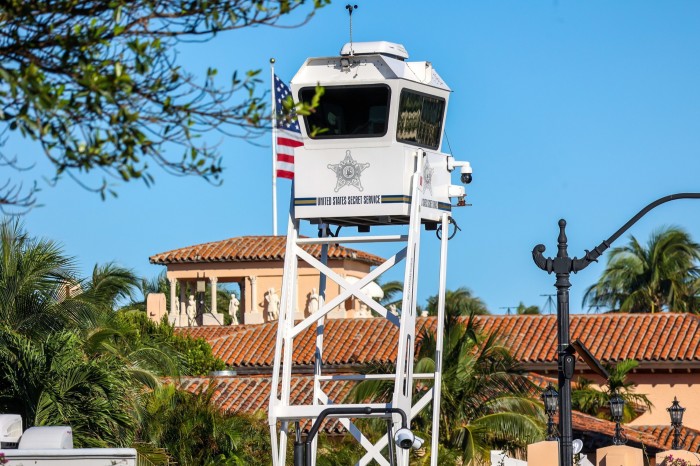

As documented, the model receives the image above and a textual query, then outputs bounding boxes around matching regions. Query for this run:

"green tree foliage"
[120,310,226,376]
[0,329,137,447]
[82,262,141,310]
[351,316,544,464]
[583,226,700,313]
[414,317,543,462]
[0,219,161,443]
[137,384,269,465]
[571,359,652,423]
[0,218,226,455]
[425,287,490,317]
[515,302,540,315]
[380,279,404,311]
[0,218,75,336]
[0,0,329,210]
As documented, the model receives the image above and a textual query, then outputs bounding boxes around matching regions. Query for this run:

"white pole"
[270,58,278,236]
[430,213,449,466]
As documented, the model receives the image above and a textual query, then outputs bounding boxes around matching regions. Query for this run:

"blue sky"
[14,1,700,313]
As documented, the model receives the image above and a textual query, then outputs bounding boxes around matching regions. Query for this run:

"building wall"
[626,373,700,430]
[164,258,376,324]
[585,372,700,430]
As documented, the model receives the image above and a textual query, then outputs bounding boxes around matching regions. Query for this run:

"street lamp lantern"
[667,397,685,450]
[609,393,625,421]
[542,384,559,415]
[609,393,627,445]
[542,384,559,441]
[668,397,685,426]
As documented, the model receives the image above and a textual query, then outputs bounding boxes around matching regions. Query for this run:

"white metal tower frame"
[269,152,450,466]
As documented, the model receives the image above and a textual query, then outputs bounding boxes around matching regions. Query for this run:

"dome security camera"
[393,428,425,450]
[460,163,473,184]
[393,428,415,449]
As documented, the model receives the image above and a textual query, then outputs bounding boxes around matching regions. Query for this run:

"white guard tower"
[269,41,473,466]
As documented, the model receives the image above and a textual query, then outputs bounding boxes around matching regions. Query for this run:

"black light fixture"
[609,392,627,445]
[532,194,700,466]
[542,384,559,441]
[667,397,685,450]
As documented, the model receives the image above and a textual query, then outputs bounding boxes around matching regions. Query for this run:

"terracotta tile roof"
[182,318,401,369]
[478,313,700,366]
[179,313,700,370]
[177,375,353,433]
[150,235,384,266]
[634,425,700,452]
[564,411,666,450]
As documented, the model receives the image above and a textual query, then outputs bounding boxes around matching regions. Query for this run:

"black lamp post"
[668,397,686,450]
[542,384,559,441]
[609,393,627,445]
[532,193,700,466]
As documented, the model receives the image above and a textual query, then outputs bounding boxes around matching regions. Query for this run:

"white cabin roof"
[291,42,450,92]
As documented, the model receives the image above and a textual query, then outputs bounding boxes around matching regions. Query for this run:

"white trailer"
[0,417,138,466]
[1,448,138,466]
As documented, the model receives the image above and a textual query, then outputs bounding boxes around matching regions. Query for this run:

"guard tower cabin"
[291,41,462,227]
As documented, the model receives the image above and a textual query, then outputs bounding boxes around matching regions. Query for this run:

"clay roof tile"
[150,235,384,267]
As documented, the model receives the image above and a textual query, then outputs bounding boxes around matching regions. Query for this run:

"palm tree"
[414,317,543,463]
[137,383,262,465]
[515,302,540,315]
[0,218,76,337]
[425,287,490,317]
[351,316,544,464]
[571,359,652,423]
[583,226,700,313]
[0,220,178,439]
[82,262,141,310]
[0,328,138,447]
[380,279,404,313]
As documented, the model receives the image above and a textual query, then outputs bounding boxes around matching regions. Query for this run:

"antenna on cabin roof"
[345,4,358,56]
[541,294,556,315]
[499,306,516,315]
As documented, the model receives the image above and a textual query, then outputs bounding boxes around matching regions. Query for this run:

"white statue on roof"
[306,288,320,316]
[265,288,280,321]
[229,294,240,325]
[186,294,197,326]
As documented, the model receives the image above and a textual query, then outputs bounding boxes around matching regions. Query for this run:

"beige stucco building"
[478,313,700,432]
[148,235,386,327]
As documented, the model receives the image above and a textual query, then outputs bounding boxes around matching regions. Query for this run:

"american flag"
[274,74,303,180]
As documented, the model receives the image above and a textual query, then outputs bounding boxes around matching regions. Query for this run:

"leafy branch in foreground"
[0,0,329,210]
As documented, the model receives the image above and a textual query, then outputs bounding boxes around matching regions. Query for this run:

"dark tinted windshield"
[396,90,445,149]
[300,85,390,138]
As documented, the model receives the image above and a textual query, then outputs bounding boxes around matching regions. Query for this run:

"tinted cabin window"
[396,90,445,149]
[300,85,390,138]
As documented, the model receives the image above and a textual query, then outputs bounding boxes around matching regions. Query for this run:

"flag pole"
[270,58,278,236]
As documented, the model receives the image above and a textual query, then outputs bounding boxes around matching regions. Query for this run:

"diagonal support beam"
[356,389,434,466]
[316,390,390,466]
[292,246,405,337]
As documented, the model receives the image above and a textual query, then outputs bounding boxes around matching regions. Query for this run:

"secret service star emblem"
[327,150,370,192]
[423,159,434,195]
